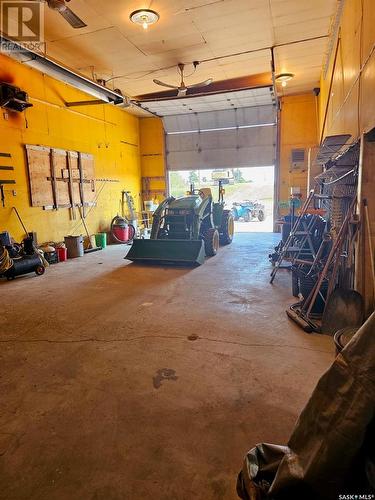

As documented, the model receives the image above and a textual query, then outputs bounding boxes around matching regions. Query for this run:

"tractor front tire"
[258,210,266,222]
[220,210,234,245]
[204,228,220,257]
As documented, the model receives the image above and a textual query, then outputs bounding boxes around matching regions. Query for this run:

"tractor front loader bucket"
[125,239,205,266]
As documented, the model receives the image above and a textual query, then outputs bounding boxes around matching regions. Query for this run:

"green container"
[95,233,107,249]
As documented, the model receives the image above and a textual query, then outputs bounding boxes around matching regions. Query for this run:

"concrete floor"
[0,233,334,500]
[234,219,273,233]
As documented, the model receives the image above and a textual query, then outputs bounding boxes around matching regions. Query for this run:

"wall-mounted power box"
[0,83,33,112]
[290,148,306,172]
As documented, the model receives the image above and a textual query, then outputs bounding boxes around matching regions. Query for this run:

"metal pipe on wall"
[270,47,281,232]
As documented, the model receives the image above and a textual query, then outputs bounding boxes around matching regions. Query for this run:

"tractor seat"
[198,188,212,199]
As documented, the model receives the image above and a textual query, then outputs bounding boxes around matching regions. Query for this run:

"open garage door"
[137,87,277,171]
[165,104,276,171]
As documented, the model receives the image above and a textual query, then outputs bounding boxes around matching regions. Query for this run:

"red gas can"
[113,225,129,242]
[57,247,67,262]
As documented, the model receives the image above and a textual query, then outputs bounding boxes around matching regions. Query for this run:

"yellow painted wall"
[279,93,318,214]
[320,0,375,141]
[139,117,166,203]
[0,54,141,243]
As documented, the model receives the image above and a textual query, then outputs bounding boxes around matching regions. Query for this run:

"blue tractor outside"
[231,200,266,222]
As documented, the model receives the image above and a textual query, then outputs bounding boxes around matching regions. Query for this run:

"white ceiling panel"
[32,0,337,99]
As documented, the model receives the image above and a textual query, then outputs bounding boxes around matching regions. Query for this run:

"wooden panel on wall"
[53,149,70,205]
[25,145,53,207]
[356,134,375,314]
[81,154,96,203]
[360,51,375,133]
[68,151,80,208]
[26,145,95,210]
[320,0,375,141]
[362,0,375,61]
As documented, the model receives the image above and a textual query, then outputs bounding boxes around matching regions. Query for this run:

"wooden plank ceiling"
[42,0,337,100]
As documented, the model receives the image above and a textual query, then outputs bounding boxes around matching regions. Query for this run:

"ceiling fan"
[153,63,213,97]
[44,0,87,29]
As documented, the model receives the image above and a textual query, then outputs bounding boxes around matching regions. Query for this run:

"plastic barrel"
[300,275,328,315]
[57,247,67,262]
[95,233,107,249]
[64,236,84,258]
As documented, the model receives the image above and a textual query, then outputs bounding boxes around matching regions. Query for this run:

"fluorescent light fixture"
[0,36,125,105]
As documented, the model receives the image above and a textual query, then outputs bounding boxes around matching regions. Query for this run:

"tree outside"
[169,172,188,198]
[232,168,245,183]
[188,170,199,185]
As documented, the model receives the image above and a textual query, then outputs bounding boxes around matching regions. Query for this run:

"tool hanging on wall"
[121,190,136,222]
[0,152,15,208]
[12,207,28,235]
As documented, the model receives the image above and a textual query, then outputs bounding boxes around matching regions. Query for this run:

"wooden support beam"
[355,134,375,314]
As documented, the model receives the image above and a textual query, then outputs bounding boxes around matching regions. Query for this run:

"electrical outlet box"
[290,148,306,171]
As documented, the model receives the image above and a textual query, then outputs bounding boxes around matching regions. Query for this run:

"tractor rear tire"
[204,228,219,257]
[220,210,234,245]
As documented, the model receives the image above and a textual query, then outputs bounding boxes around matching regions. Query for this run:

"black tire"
[258,210,265,222]
[203,228,219,257]
[231,208,239,221]
[220,210,234,245]
[243,210,251,222]
[35,265,45,276]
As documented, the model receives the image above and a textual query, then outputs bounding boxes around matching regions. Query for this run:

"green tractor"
[126,181,234,266]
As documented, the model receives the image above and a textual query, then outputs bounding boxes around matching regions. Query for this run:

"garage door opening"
[168,166,274,233]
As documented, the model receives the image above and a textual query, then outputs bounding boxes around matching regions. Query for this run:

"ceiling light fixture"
[130,9,160,30]
[275,73,294,87]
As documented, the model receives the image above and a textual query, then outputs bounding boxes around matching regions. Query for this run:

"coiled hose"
[0,247,13,274]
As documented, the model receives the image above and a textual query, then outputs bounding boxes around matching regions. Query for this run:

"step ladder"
[270,190,317,284]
